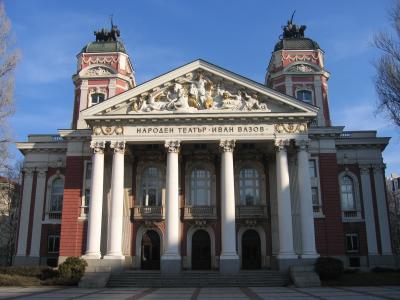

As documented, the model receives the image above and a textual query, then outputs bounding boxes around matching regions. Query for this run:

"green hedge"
[58,257,87,284]
[315,257,344,280]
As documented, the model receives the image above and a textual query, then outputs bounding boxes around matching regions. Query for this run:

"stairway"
[107,270,289,287]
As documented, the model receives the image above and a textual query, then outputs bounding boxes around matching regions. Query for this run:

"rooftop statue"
[94,17,121,42]
[281,11,307,39]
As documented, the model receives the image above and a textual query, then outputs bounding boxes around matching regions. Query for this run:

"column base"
[82,253,102,260]
[161,255,181,274]
[103,254,125,260]
[301,252,319,259]
[13,255,40,266]
[219,254,240,274]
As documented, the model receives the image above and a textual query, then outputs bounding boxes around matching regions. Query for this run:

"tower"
[266,14,331,126]
[72,23,135,129]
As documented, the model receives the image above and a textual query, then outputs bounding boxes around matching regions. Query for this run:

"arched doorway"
[191,230,211,270]
[141,230,160,270]
[242,229,261,269]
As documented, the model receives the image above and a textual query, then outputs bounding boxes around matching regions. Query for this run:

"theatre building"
[14,20,395,274]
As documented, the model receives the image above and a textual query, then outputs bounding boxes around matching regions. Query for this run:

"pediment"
[81,60,318,120]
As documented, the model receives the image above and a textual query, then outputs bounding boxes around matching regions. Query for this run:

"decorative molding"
[85,66,113,77]
[127,71,271,113]
[372,163,386,173]
[295,139,310,151]
[359,164,371,175]
[274,123,307,134]
[165,140,180,153]
[90,141,106,154]
[219,140,235,152]
[110,141,125,154]
[36,168,48,177]
[282,53,319,63]
[23,167,35,176]
[287,64,315,73]
[274,139,290,151]
[93,125,124,136]
[82,55,118,66]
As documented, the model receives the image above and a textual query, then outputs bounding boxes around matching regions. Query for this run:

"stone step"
[107,270,289,287]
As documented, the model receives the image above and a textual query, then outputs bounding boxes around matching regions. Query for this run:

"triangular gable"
[81,59,318,119]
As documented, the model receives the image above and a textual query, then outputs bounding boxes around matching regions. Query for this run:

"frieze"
[82,55,118,67]
[127,71,271,113]
[85,66,113,77]
[281,53,319,64]
[93,125,124,136]
[274,123,307,134]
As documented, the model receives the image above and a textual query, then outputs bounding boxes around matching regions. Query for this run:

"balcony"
[236,205,268,219]
[342,210,362,221]
[132,206,164,220]
[183,206,217,220]
[45,211,62,221]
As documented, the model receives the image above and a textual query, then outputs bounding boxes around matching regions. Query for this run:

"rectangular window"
[312,187,319,206]
[309,160,317,177]
[345,233,359,253]
[85,162,92,180]
[48,235,60,253]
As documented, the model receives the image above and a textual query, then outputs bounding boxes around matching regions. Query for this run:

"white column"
[219,140,239,273]
[16,168,34,257]
[359,165,379,255]
[105,141,125,259]
[275,139,296,259]
[29,168,47,258]
[84,141,105,259]
[373,164,393,255]
[296,140,318,259]
[161,140,181,273]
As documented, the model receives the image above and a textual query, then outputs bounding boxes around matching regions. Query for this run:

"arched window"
[340,175,355,211]
[190,168,211,206]
[296,90,313,104]
[91,93,105,105]
[141,167,164,206]
[239,168,261,205]
[50,178,64,212]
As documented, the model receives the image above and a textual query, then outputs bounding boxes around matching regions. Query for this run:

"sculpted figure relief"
[129,71,271,113]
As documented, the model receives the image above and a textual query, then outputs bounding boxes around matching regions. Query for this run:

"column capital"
[23,167,35,177]
[110,141,125,154]
[165,140,180,153]
[219,140,235,152]
[359,164,371,175]
[36,167,48,178]
[295,139,310,151]
[274,139,290,151]
[90,140,106,154]
[372,163,386,174]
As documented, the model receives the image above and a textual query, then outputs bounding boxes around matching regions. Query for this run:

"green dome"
[274,37,320,51]
[81,40,126,54]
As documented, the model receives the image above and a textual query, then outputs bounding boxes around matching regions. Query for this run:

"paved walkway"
[1,286,400,300]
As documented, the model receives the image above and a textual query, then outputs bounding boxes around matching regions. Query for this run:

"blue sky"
[4,0,400,175]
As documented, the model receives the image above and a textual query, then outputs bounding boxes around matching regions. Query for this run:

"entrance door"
[242,229,261,269]
[191,230,211,270]
[141,230,160,270]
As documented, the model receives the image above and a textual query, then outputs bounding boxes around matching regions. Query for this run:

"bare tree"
[374,1,400,128]
[0,163,21,265]
[0,1,19,175]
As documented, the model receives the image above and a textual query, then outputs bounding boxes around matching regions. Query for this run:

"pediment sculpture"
[128,72,271,113]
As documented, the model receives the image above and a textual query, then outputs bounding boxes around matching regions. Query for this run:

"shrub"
[315,257,344,280]
[0,266,43,277]
[371,267,399,273]
[58,257,87,284]
[0,274,40,286]
[40,268,59,280]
